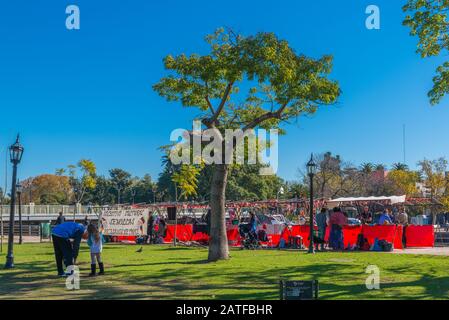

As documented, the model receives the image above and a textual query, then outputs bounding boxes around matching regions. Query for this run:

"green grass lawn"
[0,243,448,300]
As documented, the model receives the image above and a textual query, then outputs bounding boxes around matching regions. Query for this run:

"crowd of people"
[313,205,410,251]
[47,204,415,276]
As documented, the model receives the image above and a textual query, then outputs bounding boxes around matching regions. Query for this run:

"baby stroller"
[239,223,260,250]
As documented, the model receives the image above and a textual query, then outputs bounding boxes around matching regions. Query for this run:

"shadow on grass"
[2,246,449,300]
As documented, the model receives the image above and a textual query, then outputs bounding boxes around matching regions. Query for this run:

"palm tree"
[392,163,409,171]
[360,162,374,174]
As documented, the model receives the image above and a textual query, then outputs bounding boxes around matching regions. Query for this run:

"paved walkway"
[0,236,45,243]
[392,247,449,256]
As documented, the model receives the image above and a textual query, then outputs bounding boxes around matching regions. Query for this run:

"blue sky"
[1,0,449,190]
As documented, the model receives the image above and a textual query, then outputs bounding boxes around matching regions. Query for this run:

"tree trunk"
[208,164,229,262]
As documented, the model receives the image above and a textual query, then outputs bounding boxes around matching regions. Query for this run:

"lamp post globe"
[306,154,317,254]
[5,135,24,269]
[277,186,285,214]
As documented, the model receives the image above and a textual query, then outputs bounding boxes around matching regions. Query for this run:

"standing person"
[249,212,257,232]
[87,224,105,276]
[51,222,87,276]
[157,218,167,239]
[315,208,328,251]
[357,206,373,225]
[55,212,65,225]
[83,215,89,226]
[396,207,409,248]
[396,207,409,226]
[329,207,347,250]
[147,213,154,244]
[249,211,258,242]
[205,209,211,235]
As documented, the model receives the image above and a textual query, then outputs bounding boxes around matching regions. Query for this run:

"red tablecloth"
[164,224,193,243]
[405,225,434,248]
[324,225,403,249]
[115,236,136,242]
[280,225,316,247]
[113,223,433,249]
[191,232,209,243]
[342,225,363,248]
[361,225,398,247]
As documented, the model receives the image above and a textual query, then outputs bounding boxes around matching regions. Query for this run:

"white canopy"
[326,195,406,207]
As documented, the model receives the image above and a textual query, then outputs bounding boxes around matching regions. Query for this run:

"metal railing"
[0,204,98,216]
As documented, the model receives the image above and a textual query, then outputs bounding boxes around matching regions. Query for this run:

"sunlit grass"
[0,243,448,300]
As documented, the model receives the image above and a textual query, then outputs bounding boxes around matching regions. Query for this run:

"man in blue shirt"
[378,209,393,225]
[51,222,87,276]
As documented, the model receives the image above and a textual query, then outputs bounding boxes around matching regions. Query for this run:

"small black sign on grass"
[279,280,319,300]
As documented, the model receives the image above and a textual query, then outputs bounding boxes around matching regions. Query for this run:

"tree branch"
[205,95,215,115]
[209,82,234,125]
[243,101,289,131]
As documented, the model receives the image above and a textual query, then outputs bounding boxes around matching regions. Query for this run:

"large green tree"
[403,0,449,104]
[109,168,132,204]
[154,29,340,261]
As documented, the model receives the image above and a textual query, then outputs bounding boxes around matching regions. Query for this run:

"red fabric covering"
[361,225,398,247]
[280,225,316,247]
[227,228,240,241]
[405,225,434,248]
[112,223,433,249]
[267,234,281,247]
[342,225,363,248]
[191,232,209,243]
[394,225,403,249]
[116,236,137,242]
[164,224,193,243]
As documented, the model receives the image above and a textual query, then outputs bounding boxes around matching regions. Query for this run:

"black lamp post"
[306,153,317,254]
[5,135,24,269]
[16,182,23,245]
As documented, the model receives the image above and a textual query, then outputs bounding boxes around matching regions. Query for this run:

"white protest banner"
[100,208,149,236]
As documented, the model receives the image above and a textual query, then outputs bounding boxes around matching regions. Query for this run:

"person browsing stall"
[329,207,347,250]
[357,206,373,224]
[315,208,328,251]
[51,222,88,276]
[378,208,393,225]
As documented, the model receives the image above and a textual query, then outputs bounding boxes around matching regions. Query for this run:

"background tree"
[157,165,178,202]
[20,174,72,204]
[132,174,157,204]
[226,164,284,201]
[172,164,202,200]
[387,169,420,196]
[0,187,9,205]
[392,163,409,171]
[418,157,449,221]
[109,168,132,204]
[62,159,96,207]
[403,0,449,104]
[360,162,375,174]
[87,175,114,206]
[154,28,340,261]
[284,181,308,199]
[299,152,364,199]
